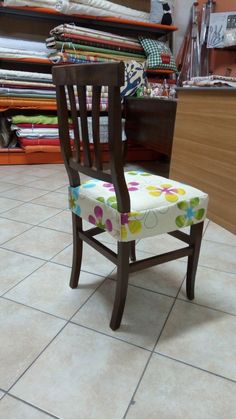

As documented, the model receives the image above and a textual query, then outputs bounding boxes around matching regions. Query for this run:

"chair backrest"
[52,62,130,213]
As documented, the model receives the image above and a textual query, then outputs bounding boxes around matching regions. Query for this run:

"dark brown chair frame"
[52,62,203,331]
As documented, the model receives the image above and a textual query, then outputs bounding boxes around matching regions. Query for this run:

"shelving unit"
[0,3,177,165]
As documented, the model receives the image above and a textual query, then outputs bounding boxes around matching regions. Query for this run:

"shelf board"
[0,4,177,37]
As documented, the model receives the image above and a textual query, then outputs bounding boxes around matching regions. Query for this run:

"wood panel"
[170,88,236,234]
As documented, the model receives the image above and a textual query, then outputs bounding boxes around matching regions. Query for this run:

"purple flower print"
[88,205,113,232]
[103,182,139,192]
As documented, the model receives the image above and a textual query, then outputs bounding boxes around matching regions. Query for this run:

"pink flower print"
[88,205,113,232]
[103,183,115,192]
[127,181,139,191]
[147,184,186,203]
[103,182,139,193]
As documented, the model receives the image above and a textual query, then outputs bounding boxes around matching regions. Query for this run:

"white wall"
[172,0,194,56]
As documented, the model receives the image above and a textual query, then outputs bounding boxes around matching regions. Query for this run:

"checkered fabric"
[139,37,177,71]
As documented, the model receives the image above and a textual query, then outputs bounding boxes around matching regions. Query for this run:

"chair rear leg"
[130,240,136,262]
[186,222,204,300]
[70,213,83,289]
[110,242,131,331]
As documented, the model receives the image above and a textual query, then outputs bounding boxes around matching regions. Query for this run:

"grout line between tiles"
[1,296,68,322]
[3,393,62,419]
[202,237,236,248]
[70,320,152,353]
[176,296,236,318]
[122,294,179,418]
[154,351,236,385]
[5,275,116,395]
[0,206,65,229]
[122,269,188,419]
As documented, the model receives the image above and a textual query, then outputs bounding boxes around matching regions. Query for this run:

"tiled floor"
[0,163,235,419]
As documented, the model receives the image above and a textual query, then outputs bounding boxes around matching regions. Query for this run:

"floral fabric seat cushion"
[69,171,209,242]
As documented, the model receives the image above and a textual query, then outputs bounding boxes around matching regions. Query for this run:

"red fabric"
[19,138,74,146]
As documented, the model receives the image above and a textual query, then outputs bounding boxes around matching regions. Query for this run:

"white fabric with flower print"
[68,171,208,242]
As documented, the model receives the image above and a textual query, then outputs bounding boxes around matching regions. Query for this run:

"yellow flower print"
[147,184,186,202]
[120,212,142,240]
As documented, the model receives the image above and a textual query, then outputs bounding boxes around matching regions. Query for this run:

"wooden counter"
[170,88,236,234]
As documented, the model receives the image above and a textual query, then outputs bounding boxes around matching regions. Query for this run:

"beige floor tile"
[0,248,44,295]
[128,258,187,297]
[31,192,68,209]
[136,234,188,258]
[156,300,236,381]
[1,186,49,202]
[11,323,149,419]
[199,240,236,274]
[0,218,31,245]
[204,221,236,246]
[52,242,115,277]
[19,166,62,178]
[72,278,174,349]
[126,354,236,419]
[54,185,68,195]
[179,266,236,316]
[0,396,53,419]
[7,174,39,186]
[1,203,61,225]
[27,176,68,192]
[40,210,72,234]
[6,262,104,319]
[3,226,72,260]
[0,166,22,175]
[0,197,22,213]
[0,182,17,193]
[0,299,65,390]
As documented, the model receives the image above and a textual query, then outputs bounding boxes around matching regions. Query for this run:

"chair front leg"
[110,241,131,331]
[186,222,204,300]
[130,240,136,262]
[70,213,83,289]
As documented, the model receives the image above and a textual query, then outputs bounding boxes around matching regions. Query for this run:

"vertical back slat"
[92,85,102,171]
[108,85,130,213]
[55,85,80,187]
[67,85,81,164]
[77,85,92,167]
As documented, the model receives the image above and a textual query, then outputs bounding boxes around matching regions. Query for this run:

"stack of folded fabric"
[3,0,149,22]
[12,114,66,153]
[47,24,146,65]
[0,68,110,112]
[183,75,236,88]
[0,69,56,111]
[0,36,53,64]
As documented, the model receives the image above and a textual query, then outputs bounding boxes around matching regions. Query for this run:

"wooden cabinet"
[170,87,236,234]
[125,97,177,157]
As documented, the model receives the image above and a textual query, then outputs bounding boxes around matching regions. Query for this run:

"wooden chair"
[52,62,208,331]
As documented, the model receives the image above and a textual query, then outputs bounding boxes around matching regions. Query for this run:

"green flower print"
[96,196,118,209]
[126,170,151,176]
[121,212,142,240]
[176,198,205,228]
